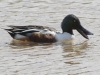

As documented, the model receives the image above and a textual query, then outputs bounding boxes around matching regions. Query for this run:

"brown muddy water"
[0,0,99,75]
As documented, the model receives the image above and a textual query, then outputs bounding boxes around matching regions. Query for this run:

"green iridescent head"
[61,14,93,39]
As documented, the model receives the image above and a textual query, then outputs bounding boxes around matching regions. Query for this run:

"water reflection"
[62,40,88,65]
[9,39,54,49]
[62,40,88,52]
[9,39,88,50]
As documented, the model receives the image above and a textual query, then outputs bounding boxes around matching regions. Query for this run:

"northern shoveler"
[5,14,93,43]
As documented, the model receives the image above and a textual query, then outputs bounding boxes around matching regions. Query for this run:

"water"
[0,0,99,75]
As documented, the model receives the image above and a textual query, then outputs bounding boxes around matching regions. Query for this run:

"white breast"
[55,32,75,41]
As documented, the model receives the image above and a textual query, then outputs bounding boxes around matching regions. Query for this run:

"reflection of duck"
[10,39,54,49]
[62,40,88,65]
[62,40,88,56]
[5,14,93,43]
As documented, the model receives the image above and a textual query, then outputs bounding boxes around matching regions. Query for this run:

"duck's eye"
[74,20,76,22]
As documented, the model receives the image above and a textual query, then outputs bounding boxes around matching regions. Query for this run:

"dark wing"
[8,25,57,32]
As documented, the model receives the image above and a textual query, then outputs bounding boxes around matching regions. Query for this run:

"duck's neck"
[61,18,74,35]
[62,30,73,35]
[61,24,74,34]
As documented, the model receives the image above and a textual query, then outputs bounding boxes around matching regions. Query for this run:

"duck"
[5,14,93,43]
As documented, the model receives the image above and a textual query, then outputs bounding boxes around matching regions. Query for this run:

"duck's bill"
[76,25,93,39]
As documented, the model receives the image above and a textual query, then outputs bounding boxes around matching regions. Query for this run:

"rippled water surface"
[0,0,100,75]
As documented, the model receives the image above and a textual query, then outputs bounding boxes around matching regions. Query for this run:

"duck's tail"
[5,29,15,38]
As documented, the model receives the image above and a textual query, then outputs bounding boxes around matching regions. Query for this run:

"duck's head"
[61,14,93,39]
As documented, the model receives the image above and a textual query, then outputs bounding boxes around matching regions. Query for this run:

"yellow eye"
[74,20,76,22]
